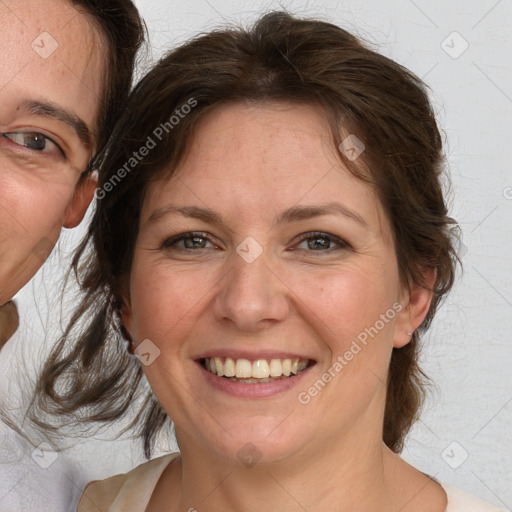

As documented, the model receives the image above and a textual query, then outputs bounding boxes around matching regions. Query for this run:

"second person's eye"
[2,132,63,157]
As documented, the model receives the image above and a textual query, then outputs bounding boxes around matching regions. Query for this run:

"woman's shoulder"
[442,482,506,512]
[77,453,178,512]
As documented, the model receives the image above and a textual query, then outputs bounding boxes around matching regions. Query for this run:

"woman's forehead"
[141,102,389,238]
[0,0,106,144]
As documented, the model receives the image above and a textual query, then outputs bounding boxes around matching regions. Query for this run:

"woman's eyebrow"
[147,202,368,228]
[20,99,92,149]
[148,205,223,225]
[275,203,368,228]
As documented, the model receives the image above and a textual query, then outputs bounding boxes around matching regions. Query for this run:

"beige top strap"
[78,453,178,512]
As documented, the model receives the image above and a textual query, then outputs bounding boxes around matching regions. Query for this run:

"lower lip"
[197,361,314,398]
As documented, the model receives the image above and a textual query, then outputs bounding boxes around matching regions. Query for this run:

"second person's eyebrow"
[21,99,92,148]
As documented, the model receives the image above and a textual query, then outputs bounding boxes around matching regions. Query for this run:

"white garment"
[0,334,83,512]
[78,453,506,512]
[0,336,142,512]
[0,422,83,512]
[0,312,144,512]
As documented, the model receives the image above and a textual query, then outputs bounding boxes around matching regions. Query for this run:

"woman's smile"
[202,356,311,380]
[196,355,315,398]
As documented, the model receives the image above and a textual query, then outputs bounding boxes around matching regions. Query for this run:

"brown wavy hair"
[31,11,459,457]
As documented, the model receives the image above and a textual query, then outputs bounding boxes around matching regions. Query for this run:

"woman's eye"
[162,232,216,251]
[295,232,349,252]
[2,132,63,157]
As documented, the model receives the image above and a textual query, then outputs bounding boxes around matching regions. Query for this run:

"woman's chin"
[189,424,312,468]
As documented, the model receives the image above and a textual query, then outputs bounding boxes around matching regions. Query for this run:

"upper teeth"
[204,357,309,379]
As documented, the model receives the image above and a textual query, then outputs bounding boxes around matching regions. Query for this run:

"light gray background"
[1,0,511,510]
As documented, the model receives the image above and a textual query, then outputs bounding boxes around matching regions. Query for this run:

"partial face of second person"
[0,0,102,304]
[123,102,434,465]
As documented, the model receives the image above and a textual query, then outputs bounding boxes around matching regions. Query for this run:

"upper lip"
[195,350,315,361]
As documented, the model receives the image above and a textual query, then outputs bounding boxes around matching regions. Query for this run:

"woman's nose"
[212,249,290,332]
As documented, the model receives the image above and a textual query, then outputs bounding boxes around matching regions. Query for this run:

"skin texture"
[0,0,100,306]
[123,102,446,511]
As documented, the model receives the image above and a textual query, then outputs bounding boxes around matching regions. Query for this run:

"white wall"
[2,0,511,509]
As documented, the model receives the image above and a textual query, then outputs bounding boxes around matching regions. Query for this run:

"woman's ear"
[394,268,437,349]
[63,172,98,228]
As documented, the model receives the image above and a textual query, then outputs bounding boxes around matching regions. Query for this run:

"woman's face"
[0,0,102,303]
[123,102,432,465]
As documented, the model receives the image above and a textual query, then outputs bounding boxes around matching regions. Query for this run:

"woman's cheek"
[130,262,215,339]
[289,265,382,329]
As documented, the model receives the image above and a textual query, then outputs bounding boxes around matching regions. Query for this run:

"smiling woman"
[30,11,503,512]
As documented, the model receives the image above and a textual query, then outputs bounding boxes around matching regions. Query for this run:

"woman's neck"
[149,433,446,512]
